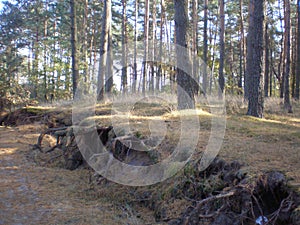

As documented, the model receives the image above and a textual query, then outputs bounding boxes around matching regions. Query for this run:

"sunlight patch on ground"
[0,148,18,155]
[168,108,212,117]
[0,165,19,170]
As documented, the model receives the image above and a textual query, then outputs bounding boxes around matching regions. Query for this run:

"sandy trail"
[0,124,146,225]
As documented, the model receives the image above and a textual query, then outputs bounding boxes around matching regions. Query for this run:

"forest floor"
[0,97,300,224]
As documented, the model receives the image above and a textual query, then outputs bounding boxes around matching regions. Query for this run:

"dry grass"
[0,96,299,224]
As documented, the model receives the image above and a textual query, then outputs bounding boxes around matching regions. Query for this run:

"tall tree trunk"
[142,0,149,95]
[218,0,225,99]
[32,10,40,99]
[296,0,300,100]
[52,17,57,97]
[239,0,245,95]
[65,56,71,96]
[209,11,218,94]
[270,48,273,97]
[174,0,195,109]
[83,0,89,84]
[264,23,269,97]
[157,0,165,92]
[203,0,208,95]
[192,0,199,95]
[291,25,296,98]
[105,18,113,95]
[132,0,139,93]
[278,0,285,99]
[150,0,157,94]
[246,0,265,118]
[70,0,79,98]
[97,0,112,100]
[283,0,292,112]
[121,0,128,94]
[43,18,48,101]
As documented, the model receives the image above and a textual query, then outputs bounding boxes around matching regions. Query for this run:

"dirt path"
[0,124,153,225]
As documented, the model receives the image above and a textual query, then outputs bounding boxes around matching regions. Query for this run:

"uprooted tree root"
[148,159,300,225]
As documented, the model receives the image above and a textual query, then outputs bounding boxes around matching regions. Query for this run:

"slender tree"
[70,0,79,98]
[283,0,292,112]
[132,0,139,93]
[264,23,269,97]
[121,0,128,94]
[218,0,225,98]
[149,0,157,93]
[97,0,112,100]
[156,0,166,92]
[296,0,300,100]
[82,0,89,84]
[142,0,149,95]
[238,0,246,95]
[203,0,208,95]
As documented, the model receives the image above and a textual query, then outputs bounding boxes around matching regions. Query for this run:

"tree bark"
[174,0,195,110]
[121,0,128,94]
[264,23,269,97]
[97,0,112,100]
[70,0,79,99]
[142,0,149,95]
[296,0,300,100]
[239,0,246,96]
[150,0,157,94]
[132,0,139,93]
[246,0,265,118]
[218,0,225,99]
[156,0,165,92]
[202,0,208,95]
[82,0,89,84]
[283,0,292,112]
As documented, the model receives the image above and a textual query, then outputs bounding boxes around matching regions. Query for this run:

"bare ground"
[0,124,156,225]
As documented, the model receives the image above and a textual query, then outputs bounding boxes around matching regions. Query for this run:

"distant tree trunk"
[121,0,128,94]
[156,0,165,92]
[291,24,296,98]
[132,0,138,93]
[70,0,79,98]
[97,0,112,100]
[296,0,300,100]
[65,56,71,95]
[52,18,57,97]
[270,48,274,97]
[192,0,199,95]
[32,7,40,99]
[264,23,269,97]
[283,0,292,112]
[202,0,208,95]
[278,1,285,99]
[239,0,245,95]
[43,18,48,101]
[150,0,157,94]
[209,13,218,94]
[174,0,195,110]
[142,0,149,95]
[105,17,113,95]
[82,0,89,84]
[218,0,225,99]
[246,0,265,118]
